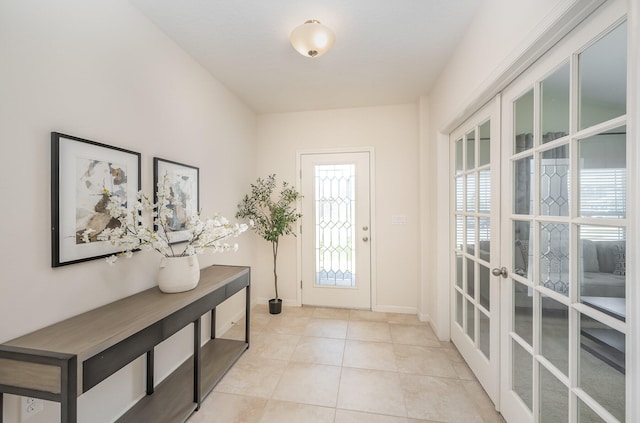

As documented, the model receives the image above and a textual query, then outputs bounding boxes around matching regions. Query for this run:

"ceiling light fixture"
[289,20,335,58]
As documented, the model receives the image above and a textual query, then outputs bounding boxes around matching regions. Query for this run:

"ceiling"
[129,0,482,114]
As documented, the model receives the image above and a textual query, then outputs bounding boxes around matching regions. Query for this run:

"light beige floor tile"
[346,321,392,342]
[312,307,351,320]
[462,380,505,422]
[259,400,335,423]
[304,318,349,339]
[271,316,311,335]
[439,341,465,358]
[187,392,267,423]
[393,344,457,378]
[335,409,436,423]
[337,367,407,417]
[252,304,270,315]
[440,342,467,366]
[349,309,388,322]
[291,336,346,366]
[389,324,441,347]
[343,340,398,371]
[214,357,287,398]
[206,305,505,423]
[281,305,317,317]
[272,362,342,407]
[251,312,278,332]
[453,361,476,381]
[249,332,301,360]
[400,373,485,422]
[387,313,424,325]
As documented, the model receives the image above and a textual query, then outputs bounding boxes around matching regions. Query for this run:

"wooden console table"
[0,265,250,423]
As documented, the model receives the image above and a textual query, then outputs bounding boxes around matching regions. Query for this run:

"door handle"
[491,267,509,278]
[363,236,369,242]
[363,226,369,231]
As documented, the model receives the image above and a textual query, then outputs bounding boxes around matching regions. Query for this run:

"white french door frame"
[295,147,377,309]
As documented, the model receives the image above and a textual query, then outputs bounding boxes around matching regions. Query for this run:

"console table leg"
[1,392,4,423]
[245,285,251,346]
[61,395,77,423]
[146,350,154,395]
[193,318,201,410]
[210,308,216,339]
[61,356,77,423]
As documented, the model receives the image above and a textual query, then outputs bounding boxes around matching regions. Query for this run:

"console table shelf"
[116,339,247,423]
[0,265,250,423]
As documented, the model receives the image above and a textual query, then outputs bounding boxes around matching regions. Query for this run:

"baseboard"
[372,305,418,315]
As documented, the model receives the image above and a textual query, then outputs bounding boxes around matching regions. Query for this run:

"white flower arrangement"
[83,173,248,264]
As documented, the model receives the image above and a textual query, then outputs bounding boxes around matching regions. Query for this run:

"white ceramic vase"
[157,255,200,293]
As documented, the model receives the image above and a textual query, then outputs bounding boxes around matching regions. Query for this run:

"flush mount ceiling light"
[289,20,335,58]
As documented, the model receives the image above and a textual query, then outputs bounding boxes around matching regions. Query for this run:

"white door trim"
[295,147,377,309]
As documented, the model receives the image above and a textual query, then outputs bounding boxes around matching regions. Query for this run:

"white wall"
[421,0,583,338]
[256,104,420,313]
[0,1,256,422]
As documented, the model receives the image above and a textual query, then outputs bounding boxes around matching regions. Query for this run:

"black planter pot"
[268,298,283,314]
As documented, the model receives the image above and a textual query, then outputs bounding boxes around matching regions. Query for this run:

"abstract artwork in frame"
[153,158,199,244]
[51,132,141,267]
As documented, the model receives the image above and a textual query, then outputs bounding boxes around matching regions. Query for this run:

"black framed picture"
[153,158,200,244]
[51,132,141,267]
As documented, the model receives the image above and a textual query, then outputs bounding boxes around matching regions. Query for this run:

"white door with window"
[299,151,372,309]
[450,97,501,405]
[499,3,629,422]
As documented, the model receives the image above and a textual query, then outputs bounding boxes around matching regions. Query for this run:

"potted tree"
[236,174,302,314]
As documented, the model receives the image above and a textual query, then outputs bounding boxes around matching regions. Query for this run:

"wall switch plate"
[21,397,44,421]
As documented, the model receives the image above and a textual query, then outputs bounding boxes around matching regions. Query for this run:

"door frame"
[295,147,377,309]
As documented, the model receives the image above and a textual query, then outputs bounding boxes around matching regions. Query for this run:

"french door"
[500,2,629,422]
[299,151,372,309]
[450,97,501,405]
[450,2,633,422]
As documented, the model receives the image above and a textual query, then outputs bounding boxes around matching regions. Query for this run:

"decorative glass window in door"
[315,164,356,287]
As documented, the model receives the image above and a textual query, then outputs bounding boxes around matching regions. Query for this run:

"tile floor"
[186,305,505,423]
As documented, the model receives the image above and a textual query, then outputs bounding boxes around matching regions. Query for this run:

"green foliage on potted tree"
[236,174,302,314]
